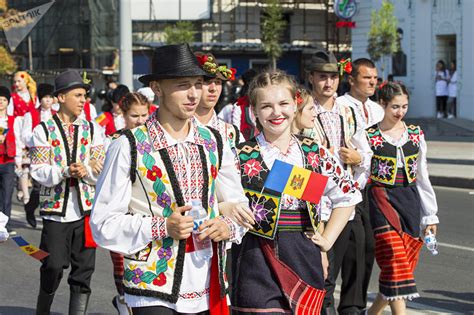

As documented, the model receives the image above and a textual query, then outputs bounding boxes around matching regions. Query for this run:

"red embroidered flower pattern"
[319,148,327,158]
[52,139,60,147]
[244,159,262,178]
[153,273,167,286]
[80,138,88,145]
[210,165,217,179]
[53,201,60,209]
[370,135,384,148]
[147,166,163,181]
[85,199,92,207]
[409,133,420,145]
[307,152,320,168]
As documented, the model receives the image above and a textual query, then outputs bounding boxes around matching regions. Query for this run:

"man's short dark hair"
[351,58,376,78]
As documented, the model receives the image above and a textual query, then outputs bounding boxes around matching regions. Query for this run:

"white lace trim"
[380,292,420,301]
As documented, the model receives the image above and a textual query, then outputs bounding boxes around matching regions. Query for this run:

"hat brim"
[139,68,209,85]
[53,82,91,96]
[306,64,339,73]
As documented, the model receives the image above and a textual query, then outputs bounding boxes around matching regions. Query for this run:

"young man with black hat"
[22,83,56,228]
[29,70,105,314]
[91,43,249,314]
[0,85,22,236]
[303,51,373,315]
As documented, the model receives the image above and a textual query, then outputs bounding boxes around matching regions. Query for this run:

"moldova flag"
[264,160,328,204]
[95,112,110,127]
[12,236,49,261]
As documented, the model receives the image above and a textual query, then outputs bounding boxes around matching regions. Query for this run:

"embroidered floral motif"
[370,135,384,149]
[307,151,320,168]
[244,158,263,178]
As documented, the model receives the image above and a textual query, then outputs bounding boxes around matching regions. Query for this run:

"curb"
[429,176,474,189]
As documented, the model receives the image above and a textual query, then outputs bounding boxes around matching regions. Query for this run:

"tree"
[261,0,287,69]
[163,21,196,45]
[0,46,17,75]
[367,0,399,79]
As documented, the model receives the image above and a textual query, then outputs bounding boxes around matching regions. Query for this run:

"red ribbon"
[209,242,229,315]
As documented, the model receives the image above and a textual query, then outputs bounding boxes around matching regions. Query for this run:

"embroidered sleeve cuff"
[218,215,238,243]
[151,217,168,240]
[421,214,439,226]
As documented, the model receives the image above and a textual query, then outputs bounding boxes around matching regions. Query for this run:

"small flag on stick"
[95,113,110,127]
[264,160,329,204]
[12,236,49,261]
[0,127,9,135]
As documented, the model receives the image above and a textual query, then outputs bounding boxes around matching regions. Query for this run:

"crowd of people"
[0,43,439,315]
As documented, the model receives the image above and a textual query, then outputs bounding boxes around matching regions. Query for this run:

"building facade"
[351,0,473,120]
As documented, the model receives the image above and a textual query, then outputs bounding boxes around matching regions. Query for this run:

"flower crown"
[196,54,237,81]
[337,58,352,76]
[295,88,307,106]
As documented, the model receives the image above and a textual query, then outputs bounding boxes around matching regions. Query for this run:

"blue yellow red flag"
[12,236,49,261]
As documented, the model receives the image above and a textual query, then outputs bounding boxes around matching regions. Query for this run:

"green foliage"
[367,0,399,62]
[0,46,17,75]
[261,0,287,69]
[163,21,196,44]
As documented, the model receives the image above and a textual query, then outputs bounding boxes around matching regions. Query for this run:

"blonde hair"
[247,70,297,131]
[15,71,37,100]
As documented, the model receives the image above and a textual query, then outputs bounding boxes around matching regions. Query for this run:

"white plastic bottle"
[188,200,213,260]
[424,230,439,256]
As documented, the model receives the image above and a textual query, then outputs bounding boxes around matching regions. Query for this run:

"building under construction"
[5,0,352,83]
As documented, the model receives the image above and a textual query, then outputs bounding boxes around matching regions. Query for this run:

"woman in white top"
[447,60,457,119]
[435,60,449,118]
[366,81,439,315]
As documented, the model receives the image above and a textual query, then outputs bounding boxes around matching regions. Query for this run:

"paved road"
[1,187,473,314]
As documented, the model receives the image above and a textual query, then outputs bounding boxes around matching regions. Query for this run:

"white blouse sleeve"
[90,136,155,255]
[319,146,362,209]
[215,141,249,243]
[82,121,105,185]
[29,125,65,187]
[231,104,242,129]
[351,128,373,189]
[13,117,23,166]
[416,133,439,226]
[22,112,34,148]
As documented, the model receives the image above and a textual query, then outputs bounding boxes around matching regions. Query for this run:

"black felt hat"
[111,84,130,103]
[0,86,10,101]
[139,43,209,85]
[53,70,91,96]
[305,50,338,73]
[37,83,55,100]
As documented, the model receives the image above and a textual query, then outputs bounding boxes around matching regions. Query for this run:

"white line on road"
[438,242,474,252]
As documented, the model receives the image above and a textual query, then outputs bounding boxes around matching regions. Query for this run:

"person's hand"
[230,203,255,229]
[69,163,88,178]
[166,205,193,240]
[0,135,5,144]
[305,230,331,252]
[198,218,231,242]
[321,251,329,280]
[423,224,438,237]
[89,159,103,175]
[339,147,362,165]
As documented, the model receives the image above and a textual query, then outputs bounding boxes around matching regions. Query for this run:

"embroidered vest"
[236,135,322,240]
[121,124,228,302]
[37,115,96,216]
[367,124,421,186]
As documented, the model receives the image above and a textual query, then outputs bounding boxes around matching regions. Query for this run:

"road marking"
[469,191,474,195]
[438,242,474,252]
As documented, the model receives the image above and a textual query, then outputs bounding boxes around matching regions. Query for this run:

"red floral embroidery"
[51,139,60,147]
[153,273,167,286]
[335,165,342,176]
[85,199,92,207]
[409,133,420,145]
[210,165,217,179]
[53,201,60,209]
[307,152,320,168]
[370,135,384,148]
[80,138,88,145]
[244,159,262,178]
[147,166,163,181]
[319,147,327,158]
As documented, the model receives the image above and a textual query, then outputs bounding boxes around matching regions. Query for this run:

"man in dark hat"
[29,70,105,314]
[303,50,373,315]
[91,43,248,314]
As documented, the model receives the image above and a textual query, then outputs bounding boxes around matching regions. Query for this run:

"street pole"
[119,0,134,89]
[28,35,33,71]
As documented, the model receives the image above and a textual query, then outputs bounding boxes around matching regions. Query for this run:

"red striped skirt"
[368,176,424,300]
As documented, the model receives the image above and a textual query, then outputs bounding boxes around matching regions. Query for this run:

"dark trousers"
[132,306,209,315]
[436,96,448,116]
[323,205,375,314]
[25,179,41,216]
[39,218,96,295]
[0,162,15,229]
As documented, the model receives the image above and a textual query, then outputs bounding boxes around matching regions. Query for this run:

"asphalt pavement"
[1,186,473,314]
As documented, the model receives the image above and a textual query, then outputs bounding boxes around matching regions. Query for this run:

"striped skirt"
[368,171,424,301]
[231,211,325,314]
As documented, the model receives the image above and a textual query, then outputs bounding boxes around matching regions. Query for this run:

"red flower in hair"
[196,55,209,66]
[21,74,25,78]
[295,90,304,105]
[230,68,237,81]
